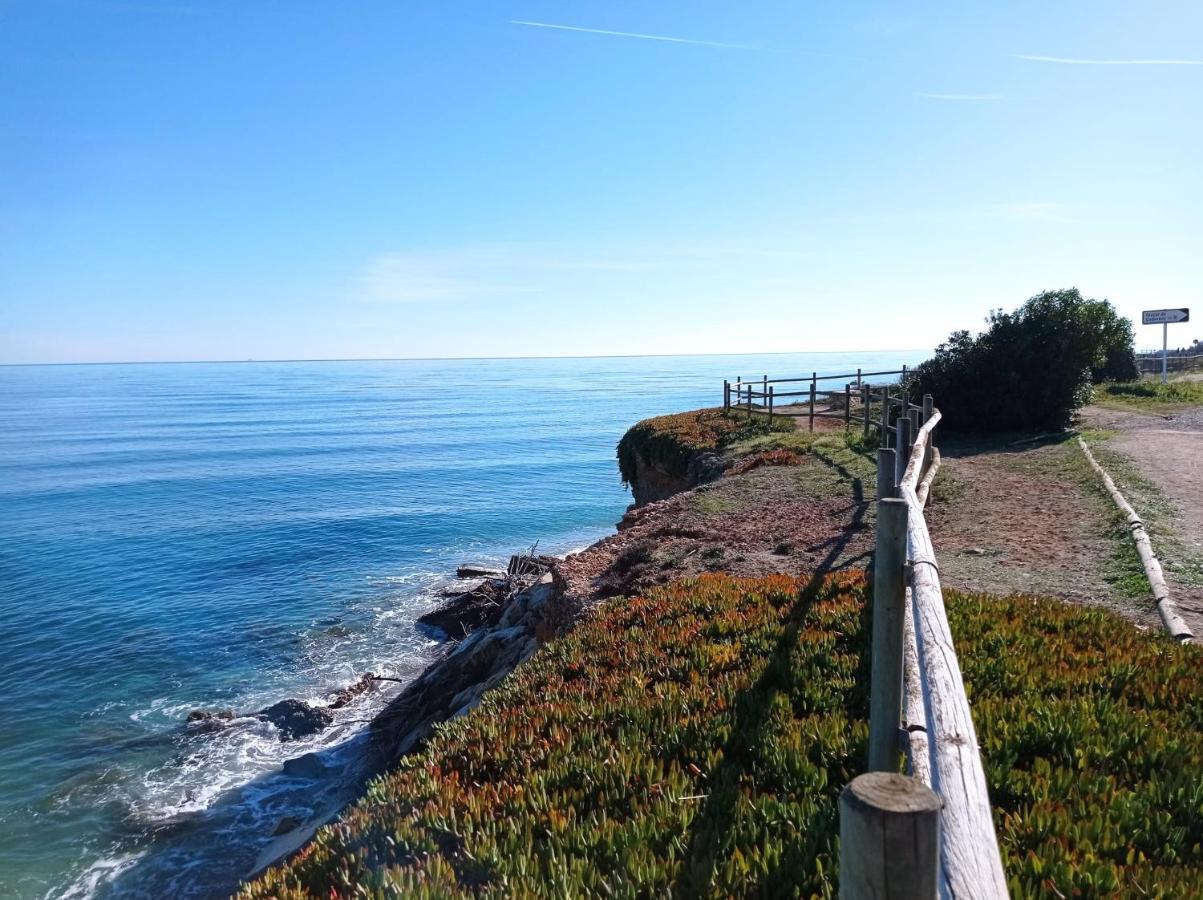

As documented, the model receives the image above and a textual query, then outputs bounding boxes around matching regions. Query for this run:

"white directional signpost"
[1142,308,1190,383]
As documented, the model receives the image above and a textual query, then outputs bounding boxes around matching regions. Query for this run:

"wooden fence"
[1136,352,1203,376]
[841,400,1009,900]
[722,368,910,433]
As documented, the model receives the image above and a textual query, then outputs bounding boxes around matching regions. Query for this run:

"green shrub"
[909,289,1137,432]
[616,408,793,488]
[244,571,1203,898]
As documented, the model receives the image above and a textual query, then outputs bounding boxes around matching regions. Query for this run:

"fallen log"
[1077,438,1193,642]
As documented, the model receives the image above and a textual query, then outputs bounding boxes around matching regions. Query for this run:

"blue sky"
[2,1,1200,363]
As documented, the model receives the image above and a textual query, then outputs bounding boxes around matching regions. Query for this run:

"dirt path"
[922,436,1154,625]
[1081,404,1203,636]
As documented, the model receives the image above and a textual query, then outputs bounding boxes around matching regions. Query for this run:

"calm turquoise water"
[0,353,919,898]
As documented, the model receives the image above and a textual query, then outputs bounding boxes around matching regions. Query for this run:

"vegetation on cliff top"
[616,407,792,488]
[908,288,1139,432]
[244,572,1203,898]
[1095,379,1203,410]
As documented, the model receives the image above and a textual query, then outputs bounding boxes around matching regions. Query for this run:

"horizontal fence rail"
[722,368,913,434]
[1136,352,1203,374]
[847,399,1009,900]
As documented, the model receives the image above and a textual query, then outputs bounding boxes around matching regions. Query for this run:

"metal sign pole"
[1163,322,1169,384]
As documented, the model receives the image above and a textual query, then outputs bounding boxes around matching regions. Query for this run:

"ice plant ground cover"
[616,407,794,488]
[244,573,1203,899]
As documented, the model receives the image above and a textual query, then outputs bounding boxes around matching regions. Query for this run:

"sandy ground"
[556,456,875,614]
[1081,404,1203,635]
[923,435,1150,623]
[561,399,1203,639]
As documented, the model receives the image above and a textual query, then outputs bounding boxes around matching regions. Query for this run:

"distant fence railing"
[722,368,912,433]
[1136,353,1203,375]
[840,401,1009,900]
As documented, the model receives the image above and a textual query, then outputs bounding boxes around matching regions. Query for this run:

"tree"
[908,289,1137,432]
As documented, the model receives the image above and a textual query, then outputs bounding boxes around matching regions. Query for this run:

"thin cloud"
[917,92,1002,101]
[1016,54,1203,66]
[996,202,1074,223]
[511,20,752,50]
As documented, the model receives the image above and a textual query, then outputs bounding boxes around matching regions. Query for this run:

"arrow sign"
[1143,308,1190,325]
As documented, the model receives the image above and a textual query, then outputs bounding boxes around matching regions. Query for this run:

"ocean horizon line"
[0,348,927,369]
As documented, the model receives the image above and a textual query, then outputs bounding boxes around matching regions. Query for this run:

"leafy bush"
[908,289,1137,432]
[244,573,1203,898]
[616,408,793,488]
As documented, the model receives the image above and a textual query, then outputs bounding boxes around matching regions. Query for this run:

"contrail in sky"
[1016,54,1203,66]
[511,20,751,50]
[917,92,1002,101]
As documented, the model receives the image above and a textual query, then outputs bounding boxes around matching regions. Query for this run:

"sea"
[0,352,921,898]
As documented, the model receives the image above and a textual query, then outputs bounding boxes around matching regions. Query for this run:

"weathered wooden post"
[894,415,912,490]
[724,379,730,411]
[839,772,941,900]
[876,447,896,501]
[768,386,774,426]
[921,393,934,469]
[856,367,862,388]
[869,497,908,771]
[762,375,768,404]
[809,372,817,433]
[862,385,871,439]
[880,389,891,447]
[746,383,752,421]
[845,383,852,426]
[908,408,921,446]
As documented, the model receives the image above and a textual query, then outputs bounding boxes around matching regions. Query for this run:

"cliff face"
[626,449,725,507]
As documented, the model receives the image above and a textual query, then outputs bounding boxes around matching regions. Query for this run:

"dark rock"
[328,673,376,709]
[185,709,234,732]
[257,700,333,741]
[418,580,506,636]
[371,578,559,763]
[272,815,303,836]
[456,564,505,579]
[282,752,329,779]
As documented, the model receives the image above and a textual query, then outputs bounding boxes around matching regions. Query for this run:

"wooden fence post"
[894,415,912,490]
[724,379,730,411]
[845,383,852,426]
[839,772,940,900]
[862,385,871,439]
[922,394,934,469]
[908,408,921,447]
[763,375,768,404]
[768,386,774,426]
[869,497,908,772]
[746,384,752,421]
[880,390,891,447]
[876,448,896,501]
[809,372,817,433]
[857,367,862,388]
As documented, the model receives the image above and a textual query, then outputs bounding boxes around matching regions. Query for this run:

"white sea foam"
[56,585,445,899]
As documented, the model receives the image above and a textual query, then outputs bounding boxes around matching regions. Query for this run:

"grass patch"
[1082,436,1203,591]
[691,491,735,517]
[1095,380,1203,411]
[617,408,793,488]
[245,574,1203,899]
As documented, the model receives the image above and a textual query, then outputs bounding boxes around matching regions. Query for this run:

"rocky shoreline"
[246,427,873,880]
[242,549,591,876]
